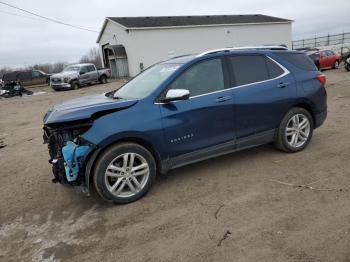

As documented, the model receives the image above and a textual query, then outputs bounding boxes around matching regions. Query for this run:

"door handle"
[216,96,232,102]
[277,82,289,88]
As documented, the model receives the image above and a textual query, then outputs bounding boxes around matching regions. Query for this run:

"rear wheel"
[93,143,156,204]
[99,75,107,84]
[333,60,340,69]
[274,108,314,153]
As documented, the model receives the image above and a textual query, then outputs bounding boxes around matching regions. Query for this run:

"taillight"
[316,74,326,85]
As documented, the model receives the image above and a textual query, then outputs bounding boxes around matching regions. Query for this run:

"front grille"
[51,78,62,84]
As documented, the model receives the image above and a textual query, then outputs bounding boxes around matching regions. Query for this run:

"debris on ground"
[270,179,349,192]
[0,82,33,98]
[0,138,6,149]
[217,230,231,247]
[214,204,225,219]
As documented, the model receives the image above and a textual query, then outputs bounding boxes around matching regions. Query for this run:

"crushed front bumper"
[43,124,95,195]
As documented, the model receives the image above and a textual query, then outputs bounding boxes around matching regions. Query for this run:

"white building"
[96,15,292,77]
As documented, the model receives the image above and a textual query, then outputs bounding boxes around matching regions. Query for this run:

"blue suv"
[43,47,327,203]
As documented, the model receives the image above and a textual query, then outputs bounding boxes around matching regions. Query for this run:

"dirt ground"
[0,69,350,262]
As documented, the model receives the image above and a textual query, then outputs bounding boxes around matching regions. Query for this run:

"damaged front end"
[43,121,95,194]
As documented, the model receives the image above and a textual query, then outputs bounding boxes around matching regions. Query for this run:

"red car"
[307,49,341,70]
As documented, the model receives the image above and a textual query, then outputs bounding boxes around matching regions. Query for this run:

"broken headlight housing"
[43,121,94,185]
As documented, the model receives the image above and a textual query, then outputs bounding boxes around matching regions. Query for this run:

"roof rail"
[196,45,288,57]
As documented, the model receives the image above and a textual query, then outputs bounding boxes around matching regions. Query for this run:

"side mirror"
[161,89,190,103]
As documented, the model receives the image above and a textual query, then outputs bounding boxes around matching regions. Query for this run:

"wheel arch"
[84,135,163,192]
[291,102,315,125]
[99,74,107,80]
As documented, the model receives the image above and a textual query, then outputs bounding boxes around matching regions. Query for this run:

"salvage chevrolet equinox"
[43,46,327,204]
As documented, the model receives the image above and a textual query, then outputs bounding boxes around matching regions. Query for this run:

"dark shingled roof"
[108,15,291,29]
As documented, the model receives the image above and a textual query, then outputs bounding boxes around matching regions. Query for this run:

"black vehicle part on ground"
[0,82,33,98]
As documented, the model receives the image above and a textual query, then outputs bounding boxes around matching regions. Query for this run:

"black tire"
[71,81,79,90]
[333,60,340,69]
[99,75,107,84]
[274,107,314,153]
[345,62,350,72]
[93,143,156,204]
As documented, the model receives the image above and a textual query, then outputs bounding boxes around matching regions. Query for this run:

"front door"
[159,58,235,161]
[79,66,90,84]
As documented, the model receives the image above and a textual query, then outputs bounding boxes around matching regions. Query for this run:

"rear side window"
[88,65,95,72]
[229,55,269,86]
[278,53,317,71]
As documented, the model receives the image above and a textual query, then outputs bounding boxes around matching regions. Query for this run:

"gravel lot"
[1,69,350,262]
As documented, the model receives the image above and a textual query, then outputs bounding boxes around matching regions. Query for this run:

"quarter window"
[266,58,285,78]
[169,58,224,97]
[278,52,317,71]
[229,55,269,86]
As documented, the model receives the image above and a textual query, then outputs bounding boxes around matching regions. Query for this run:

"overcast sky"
[1,0,350,67]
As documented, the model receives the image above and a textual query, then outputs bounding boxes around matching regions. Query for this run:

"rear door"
[228,54,296,140]
[87,65,98,82]
[159,58,235,161]
[31,71,45,85]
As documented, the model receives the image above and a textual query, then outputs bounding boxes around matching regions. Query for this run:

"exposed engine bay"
[43,121,94,191]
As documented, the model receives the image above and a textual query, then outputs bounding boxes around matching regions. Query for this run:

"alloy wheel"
[104,153,150,198]
[285,114,311,148]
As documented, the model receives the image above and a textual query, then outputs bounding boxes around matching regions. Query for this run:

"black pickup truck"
[2,70,51,86]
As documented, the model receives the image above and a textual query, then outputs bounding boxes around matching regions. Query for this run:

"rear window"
[278,52,317,71]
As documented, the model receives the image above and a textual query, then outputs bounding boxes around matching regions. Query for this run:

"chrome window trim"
[155,55,290,104]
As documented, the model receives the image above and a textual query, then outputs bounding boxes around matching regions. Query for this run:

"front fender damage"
[43,122,96,195]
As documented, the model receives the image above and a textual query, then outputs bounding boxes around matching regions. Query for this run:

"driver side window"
[169,58,224,97]
[80,66,89,74]
[32,71,41,77]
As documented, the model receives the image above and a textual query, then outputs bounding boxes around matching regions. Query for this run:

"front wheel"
[274,108,314,153]
[93,143,156,204]
[71,81,79,90]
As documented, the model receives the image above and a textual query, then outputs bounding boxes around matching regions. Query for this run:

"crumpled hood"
[44,93,138,124]
[51,71,78,79]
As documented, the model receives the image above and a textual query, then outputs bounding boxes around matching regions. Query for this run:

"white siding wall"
[98,21,292,76]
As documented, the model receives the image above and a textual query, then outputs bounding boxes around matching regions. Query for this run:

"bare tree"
[79,47,102,68]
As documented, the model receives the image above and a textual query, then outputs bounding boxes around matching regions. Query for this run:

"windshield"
[114,63,181,99]
[63,66,80,72]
